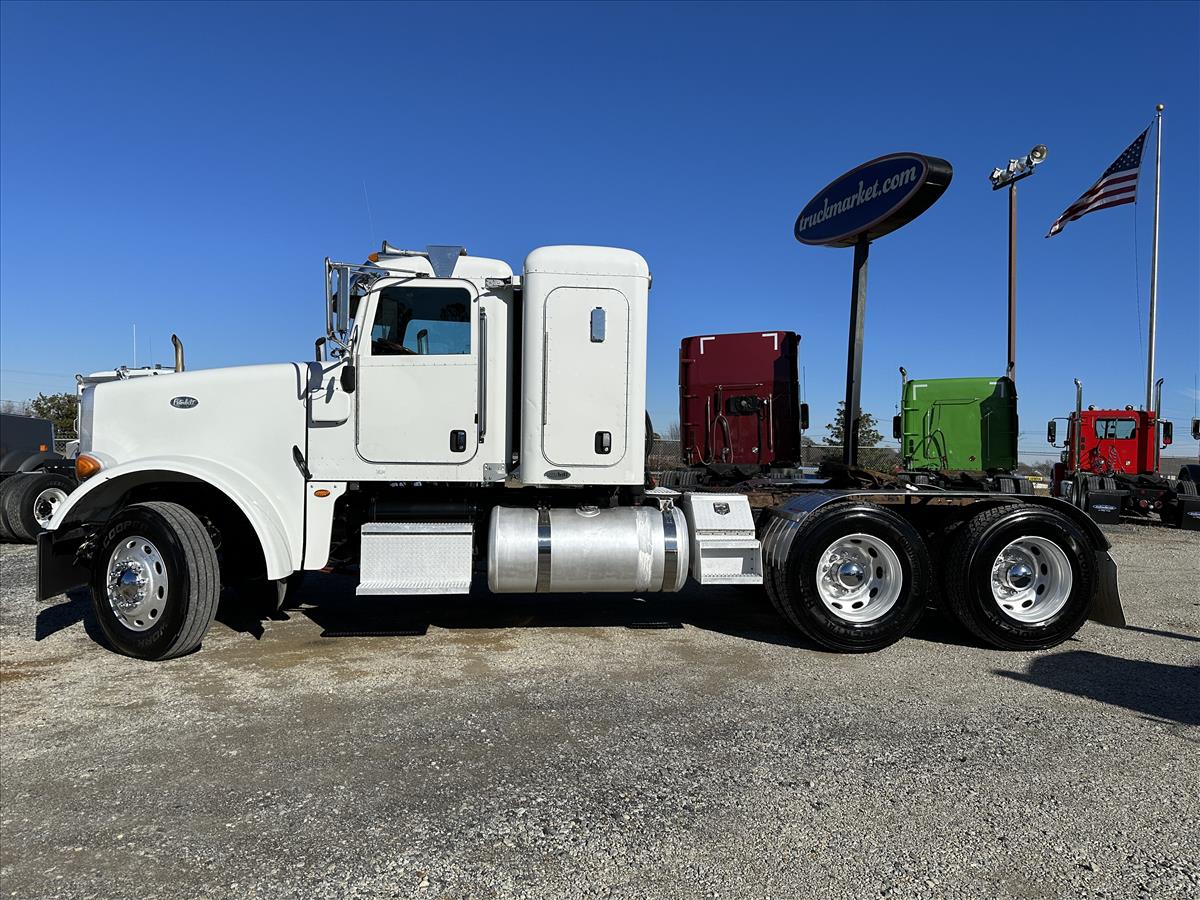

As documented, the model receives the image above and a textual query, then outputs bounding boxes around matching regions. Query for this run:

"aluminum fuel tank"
[487,505,688,593]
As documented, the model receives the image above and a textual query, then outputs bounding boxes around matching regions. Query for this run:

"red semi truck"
[677,330,808,478]
[1047,380,1199,528]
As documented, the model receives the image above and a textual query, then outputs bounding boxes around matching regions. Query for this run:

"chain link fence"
[648,439,901,474]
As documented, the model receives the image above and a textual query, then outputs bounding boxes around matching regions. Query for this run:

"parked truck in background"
[675,330,807,481]
[0,413,76,543]
[1047,379,1198,529]
[38,243,1123,660]
[891,371,1031,493]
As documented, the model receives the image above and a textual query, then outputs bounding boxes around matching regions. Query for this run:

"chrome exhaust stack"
[171,334,185,372]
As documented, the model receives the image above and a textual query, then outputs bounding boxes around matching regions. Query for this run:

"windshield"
[1093,418,1137,440]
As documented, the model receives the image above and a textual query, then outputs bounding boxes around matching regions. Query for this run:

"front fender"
[16,450,67,472]
[49,455,297,579]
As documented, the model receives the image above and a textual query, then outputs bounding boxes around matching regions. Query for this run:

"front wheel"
[767,504,931,652]
[90,501,221,660]
[942,505,1095,650]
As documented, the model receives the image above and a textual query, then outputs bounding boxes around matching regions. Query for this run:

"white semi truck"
[39,243,1124,660]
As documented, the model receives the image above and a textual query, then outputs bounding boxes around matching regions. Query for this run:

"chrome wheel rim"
[989,536,1073,624]
[33,487,69,530]
[815,533,903,624]
[106,536,169,632]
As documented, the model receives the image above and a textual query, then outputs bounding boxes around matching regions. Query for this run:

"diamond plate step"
[357,521,474,596]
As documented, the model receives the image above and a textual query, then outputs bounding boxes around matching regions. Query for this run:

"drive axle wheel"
[90,501,220,660]
[942,505,1094,650]
[767,504,931,652]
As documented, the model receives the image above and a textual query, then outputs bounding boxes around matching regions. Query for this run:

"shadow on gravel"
[997,650,1200,726]
[1122,624,1200,644]
[275,571,817,650]
[35,587,105,646]
[906,607,982,650]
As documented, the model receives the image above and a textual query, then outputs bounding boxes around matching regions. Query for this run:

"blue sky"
[2,1,1197,456]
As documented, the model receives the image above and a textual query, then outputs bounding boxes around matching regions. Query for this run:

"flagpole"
[1145,104,1163,413]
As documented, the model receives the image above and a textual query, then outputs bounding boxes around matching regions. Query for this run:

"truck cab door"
[354,280,480,465]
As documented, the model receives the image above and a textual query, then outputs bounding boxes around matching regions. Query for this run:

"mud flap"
[1087,550,1125,628]
[37,528,89,602]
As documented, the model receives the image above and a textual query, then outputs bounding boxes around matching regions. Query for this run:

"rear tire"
[767,503,931,652]
[4,472,75,543]
[90,501,221,660]
[0,476,18,541]
[942,504,1095,650]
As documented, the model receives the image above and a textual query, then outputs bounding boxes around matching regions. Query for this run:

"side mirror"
[1161,420,1173,446]
[799,403,810,431]
[340,362,356,394]
[892,414,902,441]
[335,270,351,335]
[1193,418,1200,441]
[1046,420,1057,445]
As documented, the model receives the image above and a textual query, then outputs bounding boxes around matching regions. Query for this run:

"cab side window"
[370,286,471,356]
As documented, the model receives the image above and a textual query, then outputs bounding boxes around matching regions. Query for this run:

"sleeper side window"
[370,286,471,356]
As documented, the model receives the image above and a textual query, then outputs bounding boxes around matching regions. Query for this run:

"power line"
[0,368,75,378]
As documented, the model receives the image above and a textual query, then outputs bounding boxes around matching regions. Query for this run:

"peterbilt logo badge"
[170,396,199,409]
[1092,503,1118,513]
[544,469,570,481]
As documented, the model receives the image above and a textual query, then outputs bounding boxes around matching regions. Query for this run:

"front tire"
[942,504,1095,650]
[767,503,931,652]
[90,501,221,660]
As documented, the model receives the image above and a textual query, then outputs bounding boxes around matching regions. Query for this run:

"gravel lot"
[1,524,1198,899]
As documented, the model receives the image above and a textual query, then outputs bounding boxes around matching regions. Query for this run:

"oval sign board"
[795,153,953,248]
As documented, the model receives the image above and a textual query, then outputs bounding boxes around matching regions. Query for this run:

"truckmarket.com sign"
[794,153,953,248]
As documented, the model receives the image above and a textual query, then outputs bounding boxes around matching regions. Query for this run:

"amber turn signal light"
[75,454,103,481]
[313,489,331,497]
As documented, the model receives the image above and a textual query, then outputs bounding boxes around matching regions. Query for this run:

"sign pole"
[843,235,869,466]
[794,152,952,469]
[1145,103,1163,414]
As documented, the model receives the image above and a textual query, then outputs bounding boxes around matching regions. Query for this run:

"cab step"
[356,521,474,595]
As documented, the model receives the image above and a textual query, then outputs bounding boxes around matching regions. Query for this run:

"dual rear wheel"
[766,502,1095,652]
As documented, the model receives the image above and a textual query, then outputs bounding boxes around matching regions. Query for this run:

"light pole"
[989,144,1048,385]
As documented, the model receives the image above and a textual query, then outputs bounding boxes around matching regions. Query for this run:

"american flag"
[1046,129,1148,237]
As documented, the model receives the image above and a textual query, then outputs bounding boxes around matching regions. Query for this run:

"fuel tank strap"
[535,507,552,593]
[661,506,679,590]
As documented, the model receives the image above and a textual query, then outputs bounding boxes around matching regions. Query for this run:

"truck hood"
[81,363,311,471]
